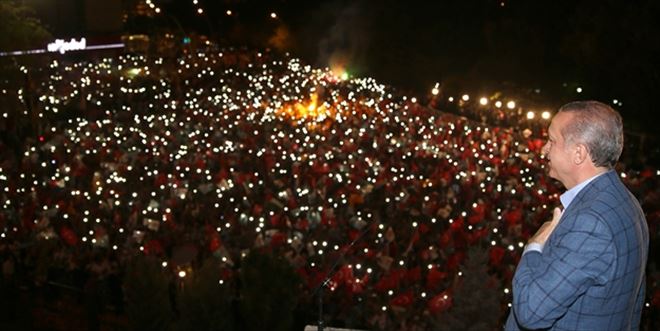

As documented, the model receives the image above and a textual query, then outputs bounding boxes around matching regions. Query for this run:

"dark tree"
[175,258,237,331]
[124,255,175,331]
[239,250,302,331]
[433,246,502,331]
[0,1,51,52]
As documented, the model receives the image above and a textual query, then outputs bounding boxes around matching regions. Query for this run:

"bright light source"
[461,94,470,101]
[495,101,502,108]
[541,111,551,120]
[126,68,142,78]
[506,101,516,109]
[431,83,440,96]
[479,97,488,105]
[576,87,582,93]
[526,111,535,120]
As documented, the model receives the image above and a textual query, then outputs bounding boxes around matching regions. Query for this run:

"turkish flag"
[390,291,414,307]
[489,246,506,266]
[208,234,222,252]
[426,267,448,290]
[428,291,452,313]
[59,226,78,246]
[144,239,164,256]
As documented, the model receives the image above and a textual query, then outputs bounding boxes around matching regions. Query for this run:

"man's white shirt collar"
[559,172,607,210]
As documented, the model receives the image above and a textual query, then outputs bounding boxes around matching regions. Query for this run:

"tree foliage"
[175,258,236,331]
[239,250,302,331]
[0,1,51,52]
[124,255,174,331]
[433,246,502,331]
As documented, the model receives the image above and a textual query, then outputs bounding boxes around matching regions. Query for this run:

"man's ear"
[573,143,589,165]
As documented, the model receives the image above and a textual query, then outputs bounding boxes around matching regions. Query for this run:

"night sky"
[146,0,660,135]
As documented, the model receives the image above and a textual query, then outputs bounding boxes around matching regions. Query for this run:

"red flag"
[428,291,452,313]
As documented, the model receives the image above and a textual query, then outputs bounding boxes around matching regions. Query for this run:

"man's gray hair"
[558,101,624,168]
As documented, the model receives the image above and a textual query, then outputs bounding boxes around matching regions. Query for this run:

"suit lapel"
[545,170,617,248]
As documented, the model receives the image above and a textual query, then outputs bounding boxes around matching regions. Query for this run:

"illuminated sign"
[0,37,123,57]
[47,38,87,54]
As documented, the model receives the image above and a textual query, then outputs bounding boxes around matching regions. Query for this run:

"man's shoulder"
[578,171,631,205]
[571,171,645,233]
[588,170,622,190]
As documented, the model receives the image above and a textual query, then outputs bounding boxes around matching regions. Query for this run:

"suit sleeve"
[510,213,614,329]
[631,275,645,331]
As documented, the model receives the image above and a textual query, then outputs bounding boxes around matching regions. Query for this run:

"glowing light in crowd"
[479,97,488,105]
[330,66,349,81]
[146,0,160,12]
[576,87,583,93]
[506,101,516,109]
[431,83,440,96]
[276,93,334,123]
[495,100,502,108]
[541,111,551,120]
[526,111,535,120]
[125,68,142,78]
[461,94,470,101]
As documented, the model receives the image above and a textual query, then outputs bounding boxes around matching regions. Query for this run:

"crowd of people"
[1,47,659,330]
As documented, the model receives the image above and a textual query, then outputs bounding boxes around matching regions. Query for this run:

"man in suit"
[505,101,649,330]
